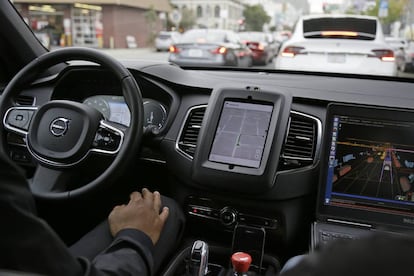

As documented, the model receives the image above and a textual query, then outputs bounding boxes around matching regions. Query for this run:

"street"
[100,48,170,63]
[99,47,276,69]
[99,48,414,76]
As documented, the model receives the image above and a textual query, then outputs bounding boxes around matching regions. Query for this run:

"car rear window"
[303,18,377,40]
[157,34,171,39]
[239,32,266,42]
[180,31,226,43]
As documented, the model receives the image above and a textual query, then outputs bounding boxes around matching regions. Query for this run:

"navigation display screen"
[208,101,273,168]
[324,114,414,216]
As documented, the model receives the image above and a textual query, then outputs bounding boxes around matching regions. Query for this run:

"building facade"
[170,0,245,31]
[13,0,171,48]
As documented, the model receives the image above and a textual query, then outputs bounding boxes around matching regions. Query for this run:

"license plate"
[327,53,346,63]
[188,49,203,57]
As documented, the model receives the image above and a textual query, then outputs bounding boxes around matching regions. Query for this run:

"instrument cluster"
[83,95,167,130]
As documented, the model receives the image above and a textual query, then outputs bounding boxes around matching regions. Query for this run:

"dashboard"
[6,60,414,264]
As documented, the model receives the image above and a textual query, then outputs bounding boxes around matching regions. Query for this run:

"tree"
[145,6,158,45]
[365,0,407,25]
[243,4,271,32]
[179,7,197,31]
[166,6,196,32]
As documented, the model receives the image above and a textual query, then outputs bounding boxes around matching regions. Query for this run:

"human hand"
[108,188,169,245]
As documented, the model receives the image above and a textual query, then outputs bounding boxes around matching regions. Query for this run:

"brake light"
[322,31,358,37]
[211,46,227,55]
[169,45,180,53]
[281,46,305,57]
[258,43,265,51]
[370,49,395,62]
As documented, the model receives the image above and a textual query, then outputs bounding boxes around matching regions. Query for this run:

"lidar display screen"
[324,115,414,216]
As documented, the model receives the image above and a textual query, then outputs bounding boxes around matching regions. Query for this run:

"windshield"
[11,0,414,78]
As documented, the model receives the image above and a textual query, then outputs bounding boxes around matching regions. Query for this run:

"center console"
[178,195,283,276]
[164,86,291,275]
[163,237,281,276]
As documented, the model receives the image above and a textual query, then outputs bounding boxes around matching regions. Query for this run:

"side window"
[214,6,220,18]
[197,6,202,17]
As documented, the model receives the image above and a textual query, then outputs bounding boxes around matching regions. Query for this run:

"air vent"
[15,95,35,106]
[176,105,206,159]
[280,111,320,170]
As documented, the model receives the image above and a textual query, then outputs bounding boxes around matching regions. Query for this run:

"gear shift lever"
[188,240,209,276]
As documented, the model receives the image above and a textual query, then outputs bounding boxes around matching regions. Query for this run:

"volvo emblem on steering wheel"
[50,118,70,137]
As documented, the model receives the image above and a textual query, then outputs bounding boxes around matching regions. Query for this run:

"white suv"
[275,14,397,76]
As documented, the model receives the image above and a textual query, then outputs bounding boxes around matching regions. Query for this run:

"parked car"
[397,42,414,72]
[154,31,181,52]
[276,14,397,76]
[385,36,408,50]
[273,30,292,44]
[168,28,253,67]
[238,31,279,65]
[386,37,414,72]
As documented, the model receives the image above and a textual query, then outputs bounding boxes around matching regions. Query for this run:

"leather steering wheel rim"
[0,47,144,200]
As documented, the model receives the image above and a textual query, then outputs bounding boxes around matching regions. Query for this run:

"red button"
[231,252,252,273]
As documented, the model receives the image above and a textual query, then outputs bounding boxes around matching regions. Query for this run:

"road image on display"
[209,101,273,168]
[326,115,414,207]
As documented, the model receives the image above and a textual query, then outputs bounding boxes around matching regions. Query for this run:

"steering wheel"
[0,47,144,200]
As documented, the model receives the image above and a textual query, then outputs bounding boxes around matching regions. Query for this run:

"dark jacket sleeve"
[0,155,84,276]
[89,228,155,276]
[0,155,155,276]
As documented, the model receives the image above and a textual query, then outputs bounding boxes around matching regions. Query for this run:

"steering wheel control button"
[49,118,70,137]
[7,109,34,130]
[93,128,121,152]
[11,149,31,163]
